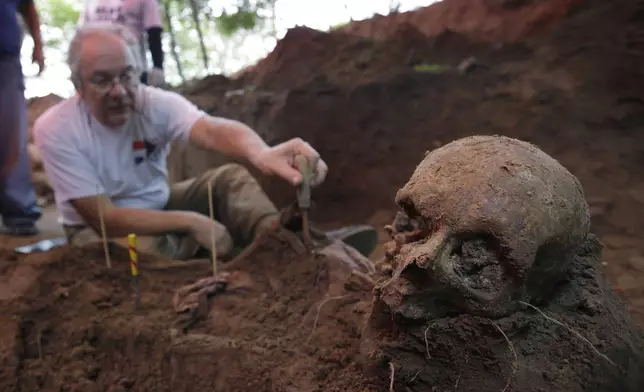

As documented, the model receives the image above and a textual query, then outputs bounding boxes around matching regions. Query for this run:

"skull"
[377,135,590,320]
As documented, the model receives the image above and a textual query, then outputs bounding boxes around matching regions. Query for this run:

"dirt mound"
[338,0,581,43]
[2,188,642,391]
[363,234,644,392]
[0,224,379,391]
[238,25,445,90]
[234,0,578,80]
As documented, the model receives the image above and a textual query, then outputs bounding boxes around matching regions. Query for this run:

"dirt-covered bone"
[388,135,591,319]
[360,135,644,392]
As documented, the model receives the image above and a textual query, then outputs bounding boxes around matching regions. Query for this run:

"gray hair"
[67,22,143,88]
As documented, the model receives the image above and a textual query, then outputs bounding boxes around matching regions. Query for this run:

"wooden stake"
[207,178,218,276]
[97,187,112,268]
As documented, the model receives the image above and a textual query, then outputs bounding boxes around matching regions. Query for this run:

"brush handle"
[294,154,315,209]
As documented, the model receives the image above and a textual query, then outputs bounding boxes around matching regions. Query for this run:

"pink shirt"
[78,0,163,39]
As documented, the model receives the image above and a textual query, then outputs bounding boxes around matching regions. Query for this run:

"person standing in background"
[0,0,44,236]
[78,0,166,87]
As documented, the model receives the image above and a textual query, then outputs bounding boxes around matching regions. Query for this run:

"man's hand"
[147,67,165,87]
[32,42,44,75]
[186,213,233,255]
[188,116,327,186]
[19,0,44,75]
[250,138,328,186]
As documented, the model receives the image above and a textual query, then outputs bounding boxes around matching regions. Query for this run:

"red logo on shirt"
[132,140,146,150]
[132,139,156,165]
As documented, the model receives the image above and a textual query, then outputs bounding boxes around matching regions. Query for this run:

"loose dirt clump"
[0,213,380,392]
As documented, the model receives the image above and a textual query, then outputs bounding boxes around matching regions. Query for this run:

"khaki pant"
[64,164,279,260]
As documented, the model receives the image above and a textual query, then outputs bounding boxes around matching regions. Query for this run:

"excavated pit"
[0,226,379,392]
[4,0,644,390]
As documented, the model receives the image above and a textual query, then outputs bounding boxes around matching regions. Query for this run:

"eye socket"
[450,233,503,258]
[398,198,419,220]
[396,198,434,236]
[450,233,505,293]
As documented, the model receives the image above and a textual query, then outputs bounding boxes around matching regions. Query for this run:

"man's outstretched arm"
[70,194,195,237]
[153,88,328,187]
[188,115,327,187]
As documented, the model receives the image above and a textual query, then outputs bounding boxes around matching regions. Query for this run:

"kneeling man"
[34,22,377,260]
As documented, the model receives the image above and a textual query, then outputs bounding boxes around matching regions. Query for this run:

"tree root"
[489,321,518,392]
[518,301,617,367]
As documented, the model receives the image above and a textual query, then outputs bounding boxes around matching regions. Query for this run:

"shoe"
[2,223,39,236]
[325,224,378,258]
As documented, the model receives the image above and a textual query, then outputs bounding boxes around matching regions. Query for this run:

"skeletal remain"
[378,135,590,319]
[361,136,644,392]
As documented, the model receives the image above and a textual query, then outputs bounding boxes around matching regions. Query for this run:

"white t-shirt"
[78,0,162,38]
[33,86,205,226]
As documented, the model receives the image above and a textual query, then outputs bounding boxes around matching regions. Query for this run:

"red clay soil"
[363,236,644,392]
[175,0,644,323]
[3,0,644,390]
[235,0,580,78]
[338,0,581,43]
[0,232,379,392]
[236,24,440,90]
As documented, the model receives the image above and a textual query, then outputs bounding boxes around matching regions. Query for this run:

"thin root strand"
[491,321,517,392]
[306,295,351,344]
[423,323,433,360]
[518,301,617,367]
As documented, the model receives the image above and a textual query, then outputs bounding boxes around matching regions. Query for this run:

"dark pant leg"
[0,56,41,227]
[0,56,20,184]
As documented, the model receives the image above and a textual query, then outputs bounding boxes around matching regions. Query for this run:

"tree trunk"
[268,1,278,41]
[162,0,186,83]
[189,0,210,70]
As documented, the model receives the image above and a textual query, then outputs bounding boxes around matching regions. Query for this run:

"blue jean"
[0,55,41,226]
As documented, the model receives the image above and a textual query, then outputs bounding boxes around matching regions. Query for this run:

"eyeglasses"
[87,68,139,93]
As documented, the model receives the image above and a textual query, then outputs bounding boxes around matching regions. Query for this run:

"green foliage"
[44,0,79,28]
[215,9,258,36]
[329,21,349,31]
[212,0,276,37]
[29,0,279,85]
[37,0,80,47]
